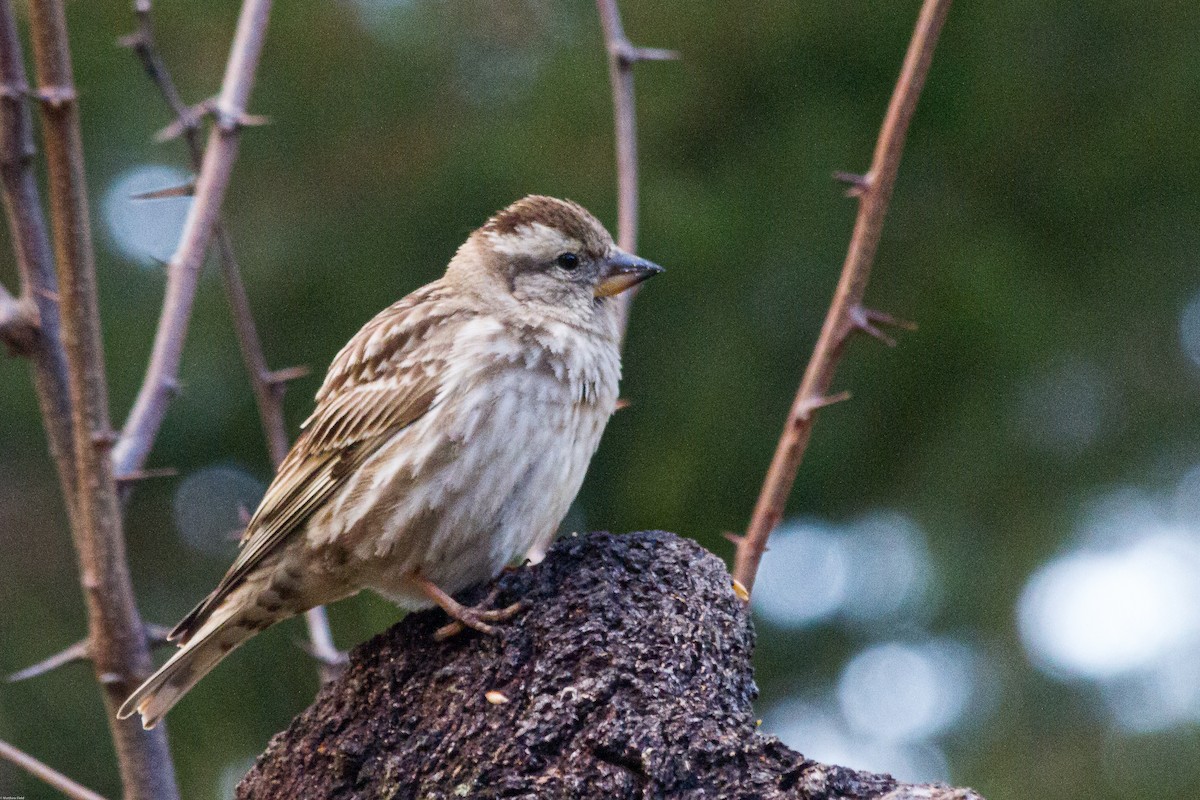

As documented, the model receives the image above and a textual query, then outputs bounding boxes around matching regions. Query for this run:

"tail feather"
[118,618,256,729]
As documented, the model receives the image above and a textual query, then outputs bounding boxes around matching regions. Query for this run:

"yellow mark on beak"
[595,250,664,298]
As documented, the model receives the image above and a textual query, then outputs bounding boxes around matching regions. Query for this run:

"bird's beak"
[594,250,665,298]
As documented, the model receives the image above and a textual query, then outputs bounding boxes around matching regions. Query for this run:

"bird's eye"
[556,252,580,270]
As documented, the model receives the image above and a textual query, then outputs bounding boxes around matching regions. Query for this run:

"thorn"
[612,39,680,67]
[214,103,270,134]
[0,82,27,101]
[162,376,183,397]
[145,623,174,647]
[154,98,211,143]
[722,531,746,547]
[794,391,852,423]
[115,466,178,486]
[98,672,122,686]
[35,86,77,109]
[131,182,195,200]
[265,365,311,386]
[7,639,90,682]
[90,428,117,448]
[614,398,632,412]
[731,579,750,603]
[154,118,193,144]
[848,305,915,347]
[229,504,253,542]
[34,286,59,304]
[116,31,145,50]
[239,111,270,128]
[628,45,686,64]
[833,170,873,198]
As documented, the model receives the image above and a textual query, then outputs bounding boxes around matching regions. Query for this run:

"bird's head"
[448,195,663,325]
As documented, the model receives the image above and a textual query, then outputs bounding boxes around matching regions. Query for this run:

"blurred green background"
[4,0,1200,797]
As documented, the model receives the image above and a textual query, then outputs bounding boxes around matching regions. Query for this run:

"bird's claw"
[433,587,524,640]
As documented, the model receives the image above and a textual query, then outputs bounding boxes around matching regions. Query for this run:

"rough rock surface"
[238,531,983,800]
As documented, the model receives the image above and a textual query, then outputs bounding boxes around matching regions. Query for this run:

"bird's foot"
[411,576,524,641]
[434,594,524,641]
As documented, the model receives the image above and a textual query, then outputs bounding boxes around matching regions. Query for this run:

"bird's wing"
[170,287,460,643]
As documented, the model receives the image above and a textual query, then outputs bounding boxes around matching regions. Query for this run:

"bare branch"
[733,0,953,595]
[594,0,676,342]
[0,738,110,800]
[112,0,274,480]
[24,1,179,797]
[123,0,342,679]
[0,0,76,505]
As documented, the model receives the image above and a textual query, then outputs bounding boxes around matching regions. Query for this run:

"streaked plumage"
[118,196,662,728]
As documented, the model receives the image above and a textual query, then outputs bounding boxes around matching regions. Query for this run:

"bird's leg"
[410,575,523,641]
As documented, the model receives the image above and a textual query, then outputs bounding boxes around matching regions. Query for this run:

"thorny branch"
[732,0,953,594]
[0,0,77,508]
[0,738,110,800]
[121,0,340,678]
[595,0,676,342]
[24,0,179,797]
[112,0,274,481]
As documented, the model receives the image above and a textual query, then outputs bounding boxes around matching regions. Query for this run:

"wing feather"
[171,287,459,642]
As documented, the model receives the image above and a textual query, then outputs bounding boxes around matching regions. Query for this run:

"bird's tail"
[118,608,261,729]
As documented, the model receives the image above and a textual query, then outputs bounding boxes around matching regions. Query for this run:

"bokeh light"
[837,638,982,743]
[1018,473,1200,733]
[1179,290,1200,369]
[766,697,952,784]
[173,464,265,557]
[753,519,849,627]
[1015,358,1113,455]
[1019,534,1200,680]
[758,511,992,784]
[101,164,192,267]
[753,513,933,629]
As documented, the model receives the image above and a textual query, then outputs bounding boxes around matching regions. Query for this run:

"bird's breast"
[309,318,621,596]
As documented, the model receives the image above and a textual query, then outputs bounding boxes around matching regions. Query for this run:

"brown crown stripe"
[483,195,606,247]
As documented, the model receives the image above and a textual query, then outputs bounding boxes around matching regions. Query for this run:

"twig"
[24,1,179,798]
[732,0,953,595]
[594,0,677,342]
[0,0,77,507]
[0,738,110,800]
[112,0,274,480]
[6,638,89,682]
[122,0,341,678]
[8,624,174,683]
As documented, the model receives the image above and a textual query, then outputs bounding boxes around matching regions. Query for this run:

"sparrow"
[118,195,662,729]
